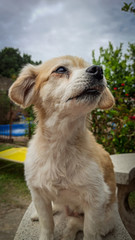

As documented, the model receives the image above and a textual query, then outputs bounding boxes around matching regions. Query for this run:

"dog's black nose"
[86,65,103,80]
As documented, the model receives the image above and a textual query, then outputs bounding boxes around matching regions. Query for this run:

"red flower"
[125,93,129,96]
[121,83,125,86]
[130,116,135,120]
[114,87,117,90]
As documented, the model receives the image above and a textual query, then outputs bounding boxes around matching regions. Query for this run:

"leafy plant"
[0,47,41,79]
[91,42,135,154]
[0,47,42,124]
[25,106,36,139]
[121,1,135,14]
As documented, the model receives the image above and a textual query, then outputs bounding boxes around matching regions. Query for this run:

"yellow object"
[0,147,27,163]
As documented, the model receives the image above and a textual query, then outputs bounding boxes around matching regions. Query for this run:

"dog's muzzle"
[67,65,105,102]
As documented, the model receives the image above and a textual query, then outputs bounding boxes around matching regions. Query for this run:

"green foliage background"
[0,47,41,124]
[91,42,135,154]
[0,47,41,79]
[121,1,135,14]
[0,91,10,124]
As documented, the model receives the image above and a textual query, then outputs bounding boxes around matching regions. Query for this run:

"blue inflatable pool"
[0,123,29,136]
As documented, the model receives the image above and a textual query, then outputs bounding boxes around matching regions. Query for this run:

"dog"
[9,55,116,240]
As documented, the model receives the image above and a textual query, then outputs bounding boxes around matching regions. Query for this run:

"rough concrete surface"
[14,202,132,240]
[0,206,27,240]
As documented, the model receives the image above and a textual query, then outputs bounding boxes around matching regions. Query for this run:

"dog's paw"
[39,232,54,240]
[83,233,102,240]
[61,231,76,240]
[31,210,39,221]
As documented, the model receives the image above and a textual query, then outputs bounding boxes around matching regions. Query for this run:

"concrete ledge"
[111,153,135,185]
[111,153,135,239]
[14,202,132,240]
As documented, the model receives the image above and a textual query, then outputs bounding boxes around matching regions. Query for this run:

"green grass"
[0,159,30,202]
[128,192,135,210]
[0,143,15,152]
[0,143,31,206]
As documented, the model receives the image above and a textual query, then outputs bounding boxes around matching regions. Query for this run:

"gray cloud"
[0,0,135,63]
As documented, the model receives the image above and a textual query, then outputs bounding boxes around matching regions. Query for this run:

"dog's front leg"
[83,207,102,240]
[31,188,54,240]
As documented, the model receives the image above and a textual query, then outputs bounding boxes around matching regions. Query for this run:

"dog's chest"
[26,141,82,195]
[37,160,83,208]
[32,162,81,203]
[25,136,105,205]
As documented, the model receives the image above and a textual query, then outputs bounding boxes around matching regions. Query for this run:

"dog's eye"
[55,66,67,73]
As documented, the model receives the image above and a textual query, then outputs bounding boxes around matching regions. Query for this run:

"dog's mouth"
[67,85,105,102]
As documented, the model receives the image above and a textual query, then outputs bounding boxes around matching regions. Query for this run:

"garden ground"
[0,143,31,240]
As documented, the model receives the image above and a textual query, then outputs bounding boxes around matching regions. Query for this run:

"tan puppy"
[9,56,116,240]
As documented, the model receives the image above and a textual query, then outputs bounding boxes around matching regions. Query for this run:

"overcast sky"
[0,0,135,63]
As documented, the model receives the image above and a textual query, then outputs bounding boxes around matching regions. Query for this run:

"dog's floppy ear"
[98,87,115,110]
[9,64,39,108]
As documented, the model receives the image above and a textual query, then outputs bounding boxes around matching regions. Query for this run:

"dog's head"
[9,56,114,119]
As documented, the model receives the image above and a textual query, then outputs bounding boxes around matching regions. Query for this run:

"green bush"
[25,106,36,139]
[90,42,135,154]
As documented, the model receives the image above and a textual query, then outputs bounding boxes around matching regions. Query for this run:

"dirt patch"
[0,195,31,240]
[0,152,31,240]
[0,206,29,240]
